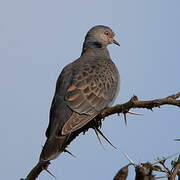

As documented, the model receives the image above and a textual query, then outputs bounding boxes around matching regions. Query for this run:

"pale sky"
[0,0,180,179]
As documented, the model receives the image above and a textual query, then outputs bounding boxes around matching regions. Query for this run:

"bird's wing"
[62,58,119,135]
[45,65,74,138]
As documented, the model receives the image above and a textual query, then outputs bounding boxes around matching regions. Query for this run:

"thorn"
[127,111,143,116]
[123,153,136,166]
[96,128,117,150]
[123,113,127,126]
[44,168,56,179]
[64,149,76,158]
[93,127,105,149]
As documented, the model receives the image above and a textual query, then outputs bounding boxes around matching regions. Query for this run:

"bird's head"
[84,25,120,48]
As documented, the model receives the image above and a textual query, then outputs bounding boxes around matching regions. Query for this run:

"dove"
[40,25,120,162]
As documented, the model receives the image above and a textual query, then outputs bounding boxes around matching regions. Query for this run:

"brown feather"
[61,112,98,135]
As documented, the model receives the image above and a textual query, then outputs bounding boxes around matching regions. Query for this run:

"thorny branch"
[21,92,180,180]
[99,91,180,119]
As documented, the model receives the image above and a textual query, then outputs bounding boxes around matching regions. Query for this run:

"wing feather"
[62,112,97,135]
[62,58,119,134]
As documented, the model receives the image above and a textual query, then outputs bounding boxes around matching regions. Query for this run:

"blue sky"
[0,0,180,179]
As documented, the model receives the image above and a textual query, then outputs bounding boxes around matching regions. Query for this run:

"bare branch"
[21,92,180,180]
[99,92,180,119]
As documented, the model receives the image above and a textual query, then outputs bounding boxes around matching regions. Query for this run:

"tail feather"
[40,96,72,162]
[40,135,68,162]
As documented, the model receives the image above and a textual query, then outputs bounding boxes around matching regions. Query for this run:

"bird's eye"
[104,31,110,36]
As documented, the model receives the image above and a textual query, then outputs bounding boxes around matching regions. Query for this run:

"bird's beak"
[113,39,120,46]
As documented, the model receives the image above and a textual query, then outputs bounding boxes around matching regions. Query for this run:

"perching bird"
[40,25,120,162]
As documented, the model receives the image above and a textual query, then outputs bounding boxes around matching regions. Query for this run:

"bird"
[40,25,120,162]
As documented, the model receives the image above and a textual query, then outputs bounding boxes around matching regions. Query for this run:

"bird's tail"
[40,135,68,162]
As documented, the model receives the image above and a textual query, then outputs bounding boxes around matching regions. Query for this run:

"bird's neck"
[81,41,110,58]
